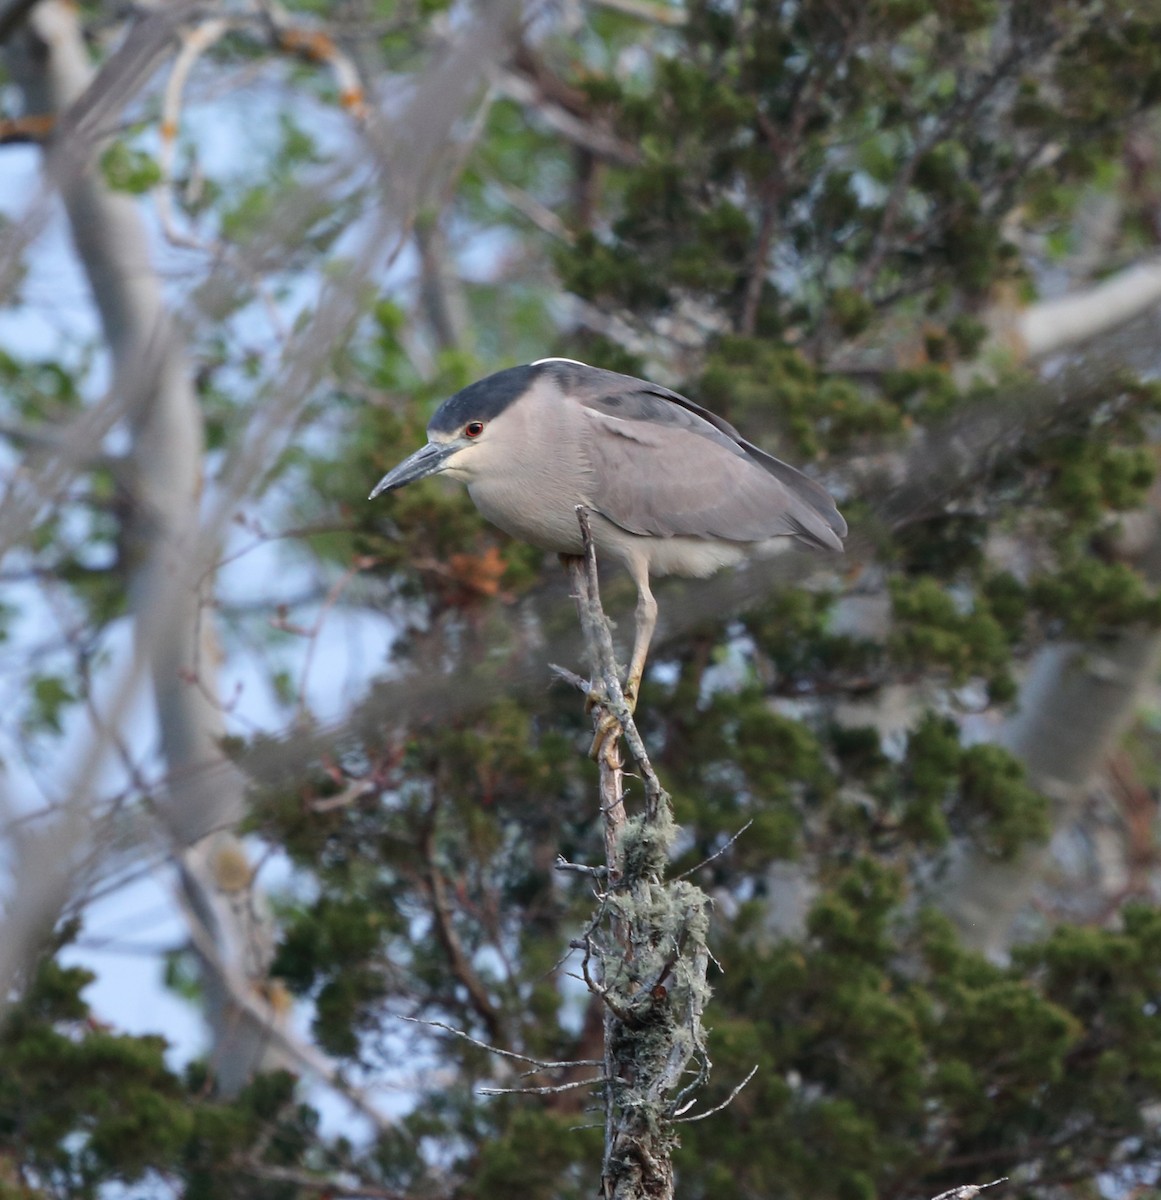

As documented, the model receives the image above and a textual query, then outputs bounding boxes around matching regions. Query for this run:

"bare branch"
[491,178,575,242]
[495,69,640,165]
[672,1065,759,1123]
[586,0,685,23]
[555,855,609,879]
[0,112,53,142]
[156,5,370,249]
[1016,256,1161,359]
[478,1077,605,1096]
[424,827,505,1043]
[398,1014,602,1072]
[157,15,232,249]
[0,0,203,303]
[262,2,368,119]
[674,820,754,881]
[930,1179,1008,1200]
[236,1161,413,1199]
[0,0,525,1096]
[176,869,398,1132]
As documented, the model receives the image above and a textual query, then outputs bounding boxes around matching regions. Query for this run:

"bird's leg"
[589,570,656,760]
[624,571,657,711]
[588,709,619,761]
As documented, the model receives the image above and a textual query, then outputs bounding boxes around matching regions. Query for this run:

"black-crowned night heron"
[371,358,846,703]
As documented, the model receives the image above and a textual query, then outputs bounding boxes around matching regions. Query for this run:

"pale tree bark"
[941,288,1161,954]
[944,499,1161,955]
[9,0,287,1091]
[415,215,473,353]
[1015,256,1161,360]
[948,633,1161,954]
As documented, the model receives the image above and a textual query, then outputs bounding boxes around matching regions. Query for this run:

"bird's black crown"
[427,364,542,435]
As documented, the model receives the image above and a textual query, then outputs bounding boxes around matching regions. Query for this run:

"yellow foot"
[585,672,642,761]
[588,709,620,761]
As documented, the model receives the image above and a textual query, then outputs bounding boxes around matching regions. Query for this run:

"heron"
[371,358,846,706]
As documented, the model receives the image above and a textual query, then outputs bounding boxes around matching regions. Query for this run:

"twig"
[673,1065,758,1123]
[669,1032,711,1113]
[577,930,634,1025]
[479,1076,605,1096]
[555,854,609,878]
[423,830,504,1043]
[294,554,379,720]
[398,1014,601,1073]
[495,70,640,165]
[308,780,374,812]
[574,508,671,820]
[674,819,754,880]
[586,0,685,23]
[549,662,591,692]
[930,1180,1008,1200]
[158,16,232,250]
[490,178,575,242]
[0,113,54,142]
[739,193,777,335]
[266,12,368,119]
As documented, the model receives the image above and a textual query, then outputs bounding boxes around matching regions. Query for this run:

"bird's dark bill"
[369,441,457,498]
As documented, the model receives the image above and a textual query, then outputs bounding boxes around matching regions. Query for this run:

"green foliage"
[880,364,965,420]
[1032,554,1161,638]
[743,588,880,686]
[472,1110,599,1200]
[661,683,833,867]
[818,709,1048,862]
[671,895,1161,1200]
[559,0,1161,342]
[0,954,231,1195]
[0,350,84,418]
[1043,437,1156,523]
[244,696,597,1065]
[99,141,161,194]
[889,577,1015,701]
[0,943,454,1200]
[697,337,903,458]
[23,676,76,737]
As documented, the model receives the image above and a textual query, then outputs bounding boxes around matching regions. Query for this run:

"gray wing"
[556,364,846,552]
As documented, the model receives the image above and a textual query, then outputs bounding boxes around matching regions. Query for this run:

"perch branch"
[565,507,718,1200]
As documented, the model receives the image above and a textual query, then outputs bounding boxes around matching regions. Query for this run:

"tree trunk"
[944,507,1161,955]
[10,0,287,1092]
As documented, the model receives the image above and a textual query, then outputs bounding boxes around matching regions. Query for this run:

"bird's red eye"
[465,421,485,438]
